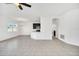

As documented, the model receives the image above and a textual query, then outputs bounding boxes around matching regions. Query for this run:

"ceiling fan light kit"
[16,3,31,10]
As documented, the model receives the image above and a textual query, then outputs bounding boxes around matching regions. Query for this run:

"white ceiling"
[0,3,79,20]
[17,3,79,19]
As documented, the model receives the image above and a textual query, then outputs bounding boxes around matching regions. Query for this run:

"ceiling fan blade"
[18,5,23,10]
[19,3,31,8]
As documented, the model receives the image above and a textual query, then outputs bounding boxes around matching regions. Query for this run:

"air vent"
[60,34,65,39]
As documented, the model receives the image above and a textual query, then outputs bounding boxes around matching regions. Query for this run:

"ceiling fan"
[16,3,31,10]
[6,3,31,10]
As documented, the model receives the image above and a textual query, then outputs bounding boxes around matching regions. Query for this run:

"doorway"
[52,18,59,39]
[53,30,56,37]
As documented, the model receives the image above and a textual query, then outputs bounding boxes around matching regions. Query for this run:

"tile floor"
[0,35,79,56]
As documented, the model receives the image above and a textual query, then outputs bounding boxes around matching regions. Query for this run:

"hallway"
[0,35,79,56]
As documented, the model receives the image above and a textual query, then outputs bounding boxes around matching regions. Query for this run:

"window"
[8,21,18,32]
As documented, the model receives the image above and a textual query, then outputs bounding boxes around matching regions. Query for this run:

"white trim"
[0,34,19,41]
[58,38,79,47]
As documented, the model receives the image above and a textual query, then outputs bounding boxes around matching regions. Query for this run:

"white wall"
[41,16,52,33]
[21,22,32,35]
[0,18,19,41]
[40,16,52,39]
[16,17,32,35]
[0,4,19,41]
[58,9,79,46]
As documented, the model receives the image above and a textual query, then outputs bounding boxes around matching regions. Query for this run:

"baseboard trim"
[58,38,79,47]
[0,35,20,42]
